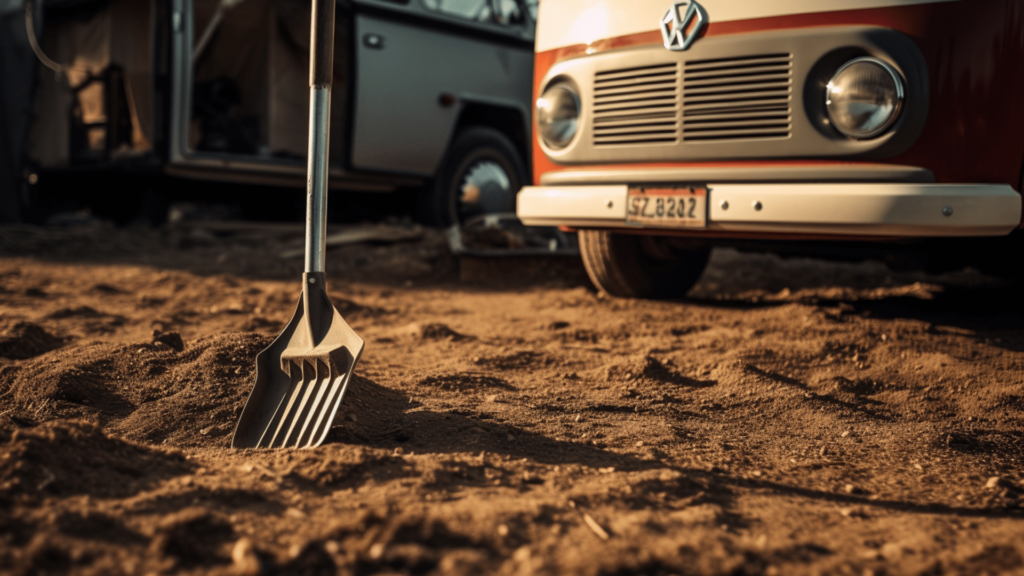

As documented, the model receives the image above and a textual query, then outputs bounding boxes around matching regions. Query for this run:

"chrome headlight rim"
[825,56,906,140]
[536,80,582,151]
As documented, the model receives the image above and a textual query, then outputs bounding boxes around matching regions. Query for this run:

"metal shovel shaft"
[305,0,335,275]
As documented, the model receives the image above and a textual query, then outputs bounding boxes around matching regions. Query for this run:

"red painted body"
[533,1,1024,201]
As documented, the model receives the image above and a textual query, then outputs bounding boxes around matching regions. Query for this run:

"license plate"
[626,186,707,228]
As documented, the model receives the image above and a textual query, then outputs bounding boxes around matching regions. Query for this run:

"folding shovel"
[232,0,364,449]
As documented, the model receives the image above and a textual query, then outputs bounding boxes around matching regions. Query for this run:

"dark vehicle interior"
[189,0,349,163]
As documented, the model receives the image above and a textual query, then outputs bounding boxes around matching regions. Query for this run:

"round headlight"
[537,83,580,149]
[825,57,904,139]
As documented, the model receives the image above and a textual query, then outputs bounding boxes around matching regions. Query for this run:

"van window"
[421,0,530,26]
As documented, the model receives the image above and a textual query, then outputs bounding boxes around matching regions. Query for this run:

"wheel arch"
[449,97,531,177]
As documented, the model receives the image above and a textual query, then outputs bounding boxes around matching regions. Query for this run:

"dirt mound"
[106,333,271,447]
[8,341,136,423]
[4,333,271,448]
[418,373,516,392]
[152,331,185,352]
[46,306,106,319]
[333,296,389,319]
[410,322,469,341]
[0,322,65,359]
[0,420,191,504]
[604,354,693,387]
[475,351,551,370]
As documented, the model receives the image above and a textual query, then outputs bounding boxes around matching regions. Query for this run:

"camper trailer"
[517,0,1024,297]
[3,0,535,225]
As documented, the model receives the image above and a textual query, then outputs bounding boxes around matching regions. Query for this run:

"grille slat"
[594,124,680,135]
[682,53,792,142]
[595,64,676,81]
[684,65,791,79]
[594,133,678,144]
[593,91,676,105]
[681,110,788,121]
[683,127,791,141]
[684,118,792,129]
[593,113,676,126]
[594,82,677,96]
[684,54,791,71]
[593,63,679,147]
[684,102,789,115]
[594,100,676,112]
[684,73,792,88]
[685,91,790,105]
[684,82,790,96]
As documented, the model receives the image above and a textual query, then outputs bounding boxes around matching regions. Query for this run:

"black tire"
[579,230,710,299]
[420,126,527,227]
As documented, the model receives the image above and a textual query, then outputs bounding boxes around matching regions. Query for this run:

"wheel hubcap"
[457,159,512,220]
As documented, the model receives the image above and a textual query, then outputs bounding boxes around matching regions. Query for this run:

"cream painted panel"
[536,0,957,52]
[707,184,1020,228]
[517,184,627,222]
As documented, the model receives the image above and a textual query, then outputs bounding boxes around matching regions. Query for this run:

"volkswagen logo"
[660,1,708,51]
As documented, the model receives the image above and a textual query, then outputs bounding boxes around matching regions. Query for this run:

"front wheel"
[419,126,527,227]
[579,230,710,299]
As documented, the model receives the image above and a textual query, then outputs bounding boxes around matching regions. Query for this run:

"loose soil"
[0,222,1022,575]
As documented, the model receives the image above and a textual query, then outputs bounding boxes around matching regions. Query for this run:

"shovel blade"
[232,280,364,449]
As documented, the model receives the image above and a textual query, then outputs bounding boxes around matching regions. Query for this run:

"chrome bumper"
[517,183,1022,237]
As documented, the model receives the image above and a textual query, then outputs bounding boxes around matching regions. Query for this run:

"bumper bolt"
[753,201,763,211]
[942,206,953,217]
[720,200,729,210]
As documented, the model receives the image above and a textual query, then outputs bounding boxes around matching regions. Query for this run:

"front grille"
[592,63,679,146]
[681,53,792,141]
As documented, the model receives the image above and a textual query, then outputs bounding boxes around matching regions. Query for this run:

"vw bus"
[516,0,1024,297]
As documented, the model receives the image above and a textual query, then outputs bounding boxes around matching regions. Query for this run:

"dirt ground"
[0,219,1022,576]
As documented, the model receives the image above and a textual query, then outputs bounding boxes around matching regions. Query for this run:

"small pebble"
[985,476,1002,489]
[841,430,850,438]
[231,538,260,576]
[393,447,404,456]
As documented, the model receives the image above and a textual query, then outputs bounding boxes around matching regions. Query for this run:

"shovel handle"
[305,0,336,274]
[310,0,336,88]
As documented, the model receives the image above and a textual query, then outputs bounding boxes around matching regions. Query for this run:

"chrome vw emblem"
[660,1,708,51]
